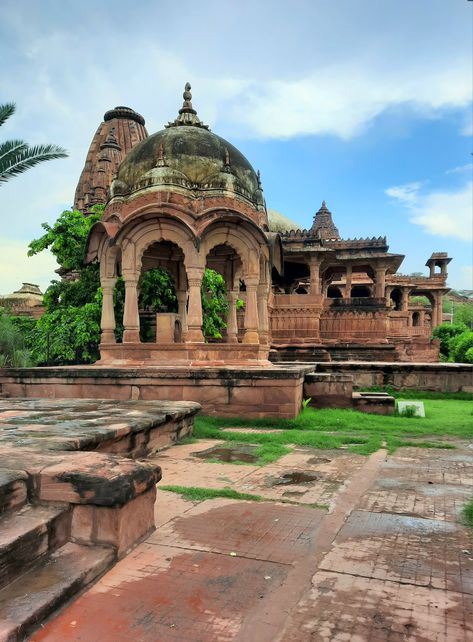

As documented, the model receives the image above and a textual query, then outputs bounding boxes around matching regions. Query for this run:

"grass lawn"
[193,397,473,456]
[463,498,473,529]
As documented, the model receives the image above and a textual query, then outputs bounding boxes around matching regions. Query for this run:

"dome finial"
[166,82,210,130]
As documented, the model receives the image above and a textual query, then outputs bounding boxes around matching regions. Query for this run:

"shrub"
[449,331,473,363]
[432,322,468,359]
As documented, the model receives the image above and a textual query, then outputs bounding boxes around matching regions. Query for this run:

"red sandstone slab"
[149,498,326,565]
[279,571,472,642]
[30,543,288,642]
[320,510,473,595]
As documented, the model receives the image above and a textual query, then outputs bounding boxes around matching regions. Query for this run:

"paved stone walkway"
[31,440,473,641]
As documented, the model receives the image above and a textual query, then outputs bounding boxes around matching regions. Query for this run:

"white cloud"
[386,180,473,240]
[228,62,472,139]
[446,163,473,175]
[385,182,423,206]
[0,240,58,294]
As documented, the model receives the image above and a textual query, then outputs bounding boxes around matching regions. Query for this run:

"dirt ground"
[31,437,473,642]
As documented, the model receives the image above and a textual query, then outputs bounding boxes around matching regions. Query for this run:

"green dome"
[267,208,301,233]
[114,125,260,203]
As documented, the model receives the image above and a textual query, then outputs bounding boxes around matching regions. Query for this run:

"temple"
[82,84,451,365]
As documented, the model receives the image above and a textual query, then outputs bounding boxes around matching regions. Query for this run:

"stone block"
[71,486,156,556]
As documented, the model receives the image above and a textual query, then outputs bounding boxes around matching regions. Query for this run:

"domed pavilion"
[85,84,275,365]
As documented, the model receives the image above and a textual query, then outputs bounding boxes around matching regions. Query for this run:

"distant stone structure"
[0,283,44,318]
[77,84,450,364]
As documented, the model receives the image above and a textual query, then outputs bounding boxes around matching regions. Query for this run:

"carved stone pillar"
[374,267,386,299]
[186,268,204,343]
[344,265,352,299]
[122,273,140,343]
[257,284,270,345]
[309,257,321,295]
[243,276,260,344]
[401,289,409,312]
[226,289,239,344]
[176,290,188,335]
[100,277,117,343]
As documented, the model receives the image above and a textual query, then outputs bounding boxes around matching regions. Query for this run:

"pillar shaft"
[257,284,270,345]
[100,278,117,344]
[375,267,386,299]
[344,266,352,299]
[226,290,239,344]
[177,290,188,334]
[309,258,321,295]
[122,274,140,343]
[243,277,260,344]
[186,268,204,343]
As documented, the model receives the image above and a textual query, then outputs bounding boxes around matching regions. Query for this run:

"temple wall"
[269,294,322,344]
[314,362,473,392]
[320,310,388,343]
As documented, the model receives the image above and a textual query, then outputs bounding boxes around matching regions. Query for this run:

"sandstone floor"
[30,438,473,641]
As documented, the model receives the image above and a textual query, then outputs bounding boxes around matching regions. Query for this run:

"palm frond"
[0,139,28,163]
[0,143,68,184]
[0,103,16,128]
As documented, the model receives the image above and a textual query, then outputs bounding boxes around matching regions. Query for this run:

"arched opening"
[350,285,371,298]
[139,240,184,343]
[390,288,402,311]
[204,243,243,343]
[412,311,421,327]
[327,286,343,299]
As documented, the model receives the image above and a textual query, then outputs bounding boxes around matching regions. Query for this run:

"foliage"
[432,322,468,358]
[0,312,33,367]
[139,269,177,312]
[409,295,430,306]
[449,331,473,363]
[201,269,229,340]
[28,206,103,270]
[453,303,473,328]
[30,302,101,365]
[0,102,68,185]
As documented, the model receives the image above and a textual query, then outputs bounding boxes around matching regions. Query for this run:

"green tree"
[27,206,104,365]
[449,331,473,363]
[201,269,229,340]
[0,103,67,185]
[432,322,468,359]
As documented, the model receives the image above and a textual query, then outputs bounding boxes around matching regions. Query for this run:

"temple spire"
[166,82,209,129]
[311,200,340,240]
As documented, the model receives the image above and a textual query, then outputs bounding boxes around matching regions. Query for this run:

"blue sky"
[0,0,471,292]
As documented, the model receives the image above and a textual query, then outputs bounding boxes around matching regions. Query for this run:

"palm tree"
[0,103,68,185]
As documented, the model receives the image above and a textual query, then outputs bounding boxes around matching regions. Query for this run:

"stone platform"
[0,364,313,419]
[28,434,473,642]
[0,398,200,642]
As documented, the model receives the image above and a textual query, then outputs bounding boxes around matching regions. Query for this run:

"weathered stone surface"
[0,542,114,642]
[0,366,309,418]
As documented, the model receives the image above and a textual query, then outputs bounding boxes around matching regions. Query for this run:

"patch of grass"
[174,436,199,445]
[462,498,473,529]
[356,386,473,401]
[159,485,263,502]
[194,397,472,456]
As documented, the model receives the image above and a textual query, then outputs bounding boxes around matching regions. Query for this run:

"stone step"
[0,541,114,642]
[0,470,28,515]
[0,503,71,590]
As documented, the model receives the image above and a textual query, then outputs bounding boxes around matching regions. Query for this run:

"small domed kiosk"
[86,84,272,365]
